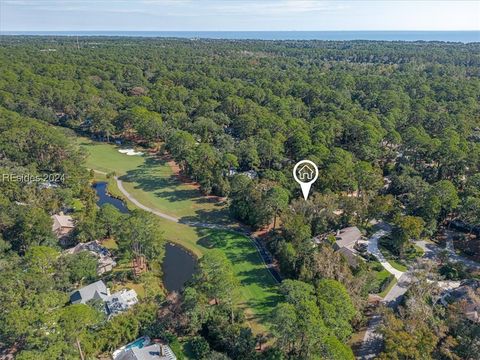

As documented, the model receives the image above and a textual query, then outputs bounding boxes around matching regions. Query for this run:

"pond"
[92,182,129,213]
[162,243,197,292]
[93,181,197,292]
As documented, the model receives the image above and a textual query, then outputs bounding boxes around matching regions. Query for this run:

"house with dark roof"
[70,280,110,304]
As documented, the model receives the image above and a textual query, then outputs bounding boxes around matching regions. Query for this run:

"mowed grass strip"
[80,137,230,222]
[82,137,279,331]
[198,230,280,330]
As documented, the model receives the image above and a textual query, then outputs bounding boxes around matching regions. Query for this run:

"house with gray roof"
[113,337,177,360]
[333,226,362,250]
[70,280,138,317]
[312,226,364,267]
[70,280,110,304]
[115,344,176,360]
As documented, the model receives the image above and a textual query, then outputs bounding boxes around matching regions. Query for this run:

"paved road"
[359,230,469,359]
[116,178,181,223]
[359,228,406,359]
[358,272,411,359]
[94,171,282,283]
[415,239,480,270]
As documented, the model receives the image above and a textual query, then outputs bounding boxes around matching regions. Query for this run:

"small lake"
[162,243,197,292]
[93,181,196,292]
[93,182,129,213]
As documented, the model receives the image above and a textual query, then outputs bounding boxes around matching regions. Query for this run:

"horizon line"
[2,30,480,32]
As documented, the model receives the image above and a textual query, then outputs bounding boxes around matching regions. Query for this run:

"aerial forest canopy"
[0,37,479,359]
[1,37,479,232]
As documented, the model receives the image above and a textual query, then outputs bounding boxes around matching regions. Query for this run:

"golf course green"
[78,137,279,332]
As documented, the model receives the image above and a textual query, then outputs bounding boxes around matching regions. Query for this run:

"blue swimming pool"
[125,337,147,350]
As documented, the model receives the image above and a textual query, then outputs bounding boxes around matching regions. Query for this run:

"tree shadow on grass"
[196,229,237,249]
[180,210,233,227]
[194,228,280,324]
[120,157,232,223]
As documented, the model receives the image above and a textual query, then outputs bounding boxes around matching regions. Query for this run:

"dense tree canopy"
[0,36,479,359]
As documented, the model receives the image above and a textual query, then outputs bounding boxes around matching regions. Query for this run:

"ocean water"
[2,31,479,43]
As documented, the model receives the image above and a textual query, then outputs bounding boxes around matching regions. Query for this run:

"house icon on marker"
[297,164,314,181]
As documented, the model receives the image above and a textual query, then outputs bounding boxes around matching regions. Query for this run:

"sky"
[1,0,479,32]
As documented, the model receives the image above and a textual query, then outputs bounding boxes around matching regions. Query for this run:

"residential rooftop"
[70,280,109,305]
[334,226,362,249]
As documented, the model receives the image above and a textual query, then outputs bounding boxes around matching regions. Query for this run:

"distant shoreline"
[1,30,479,43]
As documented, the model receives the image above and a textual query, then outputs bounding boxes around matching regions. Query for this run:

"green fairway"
[198,230,280,329]
[80,137,230,223]
[82,137,279,332]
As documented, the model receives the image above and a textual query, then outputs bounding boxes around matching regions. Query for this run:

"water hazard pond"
[93,181,197,292]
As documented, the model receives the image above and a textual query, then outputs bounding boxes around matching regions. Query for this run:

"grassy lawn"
[101,237,118,250]
[79,136,279,333]
[387,258,408,272]
[378,242,408,272]
[370,261,394,295]
[199,230,280,331]
[375,269,391,284]
[80,137,230,224]
[111,281,146,298]
[379,277,397,298]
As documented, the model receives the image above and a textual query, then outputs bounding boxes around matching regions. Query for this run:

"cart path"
[91,170,281,283]
[116,177,181,223]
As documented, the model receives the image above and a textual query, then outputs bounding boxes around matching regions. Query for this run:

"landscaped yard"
[370,261,396,296]
[378,238,409,272]
[78,136,279,333]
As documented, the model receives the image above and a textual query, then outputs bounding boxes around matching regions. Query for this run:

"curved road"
[358,228,407,359]
[94,171,282,283]
[359,228,473,359]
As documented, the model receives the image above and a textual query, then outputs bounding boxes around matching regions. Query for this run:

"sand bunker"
[118,148,144,156]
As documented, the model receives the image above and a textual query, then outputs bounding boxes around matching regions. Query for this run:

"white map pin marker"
[293,160,319,200]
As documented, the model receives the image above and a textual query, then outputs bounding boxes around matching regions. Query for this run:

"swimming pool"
[125,336,149,350]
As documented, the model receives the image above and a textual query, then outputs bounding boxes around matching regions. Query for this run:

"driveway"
[94,172,282,283]
[415,239,480,270]
[367,230,404,280]
[359,228,409,359]
[360,230,467,359]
